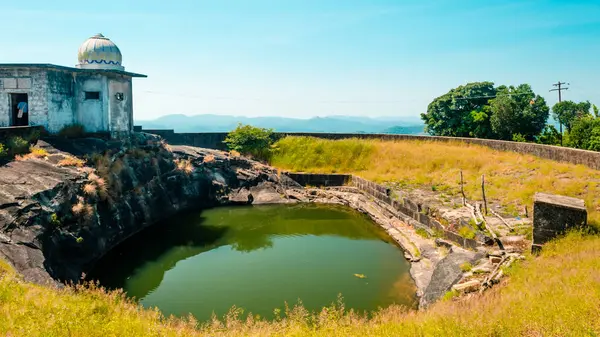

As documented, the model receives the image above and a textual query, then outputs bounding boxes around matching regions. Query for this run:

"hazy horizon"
[2,1,598,121]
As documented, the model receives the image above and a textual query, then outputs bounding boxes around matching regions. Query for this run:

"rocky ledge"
[0,134,299,285]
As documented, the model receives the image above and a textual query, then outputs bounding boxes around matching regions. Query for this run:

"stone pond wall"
[134,127,600,171]
[284,172,480,250]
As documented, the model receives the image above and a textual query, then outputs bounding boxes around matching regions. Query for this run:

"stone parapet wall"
[136,128,600,170]
[285,172,480,249]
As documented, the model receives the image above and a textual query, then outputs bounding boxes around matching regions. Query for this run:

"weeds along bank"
[0,231,598,336]
[270,136,600,227]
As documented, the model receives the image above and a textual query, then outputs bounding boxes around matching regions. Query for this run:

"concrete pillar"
[532,193,587,252]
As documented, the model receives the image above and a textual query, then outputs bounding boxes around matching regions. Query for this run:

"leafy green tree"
[567,116,600,151]
[224,124,274,161]
[551,100,591,132]
[421,82,496,138]
[489,84,549,141]
[536,125,562,145]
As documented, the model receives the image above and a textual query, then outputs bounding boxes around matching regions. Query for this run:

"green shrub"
[0,143,6,158]
[7,136,30,156]
[458,226,476,240]
[460,262,473,272]
[535,124,562,145]
[58,124,85,139]
[511,133,527,142]
[224,124,273,161]
[415,228,430,238]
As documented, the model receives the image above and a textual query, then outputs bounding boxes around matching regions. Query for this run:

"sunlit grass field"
[271,136,600,226]
[1,231,599,336]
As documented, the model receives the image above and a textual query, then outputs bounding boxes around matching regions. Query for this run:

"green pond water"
[90,204,417,322]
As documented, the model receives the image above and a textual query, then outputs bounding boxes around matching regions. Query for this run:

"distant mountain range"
[135,114,425,135]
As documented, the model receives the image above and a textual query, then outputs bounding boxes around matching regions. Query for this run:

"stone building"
[0,34,146,136]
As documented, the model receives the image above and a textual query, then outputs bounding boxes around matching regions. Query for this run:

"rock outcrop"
[0,134,297,284]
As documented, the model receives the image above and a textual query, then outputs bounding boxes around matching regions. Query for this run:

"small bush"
[458,226,476,240]
[0,143,6,157]
[460,262,473,272]
[58,124,85,139]
[511,133,527,143]
[415,228,430,238]
[24,129,41,143]
[442,289,459,301]
[49,213,61,227]
[224,124,273,162]
[7,136,30,156]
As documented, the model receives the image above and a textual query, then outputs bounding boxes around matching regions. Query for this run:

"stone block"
[452,280,481,293]
[533,193,587,249]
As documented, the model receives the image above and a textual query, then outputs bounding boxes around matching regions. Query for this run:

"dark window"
[85,91,100,100]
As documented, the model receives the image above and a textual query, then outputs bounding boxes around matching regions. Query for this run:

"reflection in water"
[89,204,417,322]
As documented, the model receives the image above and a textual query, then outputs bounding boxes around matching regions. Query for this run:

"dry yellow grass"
[58,155,86,167]
[83,183,97,197]
[271,137,600,226]
[14,146,48,161]
[0,231,598,336]
[176,159,194,174]
[203,154,216,163]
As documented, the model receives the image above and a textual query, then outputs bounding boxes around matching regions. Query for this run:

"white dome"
[77,33,124,70]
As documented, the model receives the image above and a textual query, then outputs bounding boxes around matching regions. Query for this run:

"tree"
[489,84,549,141]
[536,125,561,145]
[551,100,591,132]
[567,115,600,151]
[421,82,496,138]
[224,124,274,161]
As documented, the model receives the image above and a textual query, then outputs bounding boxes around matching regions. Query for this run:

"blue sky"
[1,0,599,121]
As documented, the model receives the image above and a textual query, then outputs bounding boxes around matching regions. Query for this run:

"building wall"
[46,70,75,133]
[108,76,133,133]
[0,68,49,129]
[74,74,109,132]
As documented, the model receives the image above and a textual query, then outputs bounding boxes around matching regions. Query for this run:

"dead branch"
[481,174,488,215]
[490,208,513,231]
[460,170,466,206]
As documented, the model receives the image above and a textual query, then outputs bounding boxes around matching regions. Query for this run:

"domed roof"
[77,33,124,70]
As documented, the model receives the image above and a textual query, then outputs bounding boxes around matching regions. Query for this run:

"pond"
[89,204,417,322]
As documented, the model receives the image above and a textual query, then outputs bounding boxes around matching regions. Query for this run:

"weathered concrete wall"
[75,74,108,132]
[0,68,49,129]
[135,129,600,171]
[46,70,75,133]
[285,172,480,249]
[108,76,133,133]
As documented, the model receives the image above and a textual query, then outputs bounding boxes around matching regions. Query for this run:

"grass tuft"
[58,155,85,167]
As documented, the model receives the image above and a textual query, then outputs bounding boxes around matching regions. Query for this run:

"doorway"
[10,93,29,127]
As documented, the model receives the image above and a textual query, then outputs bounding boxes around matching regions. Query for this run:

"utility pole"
[550,81,569,146]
